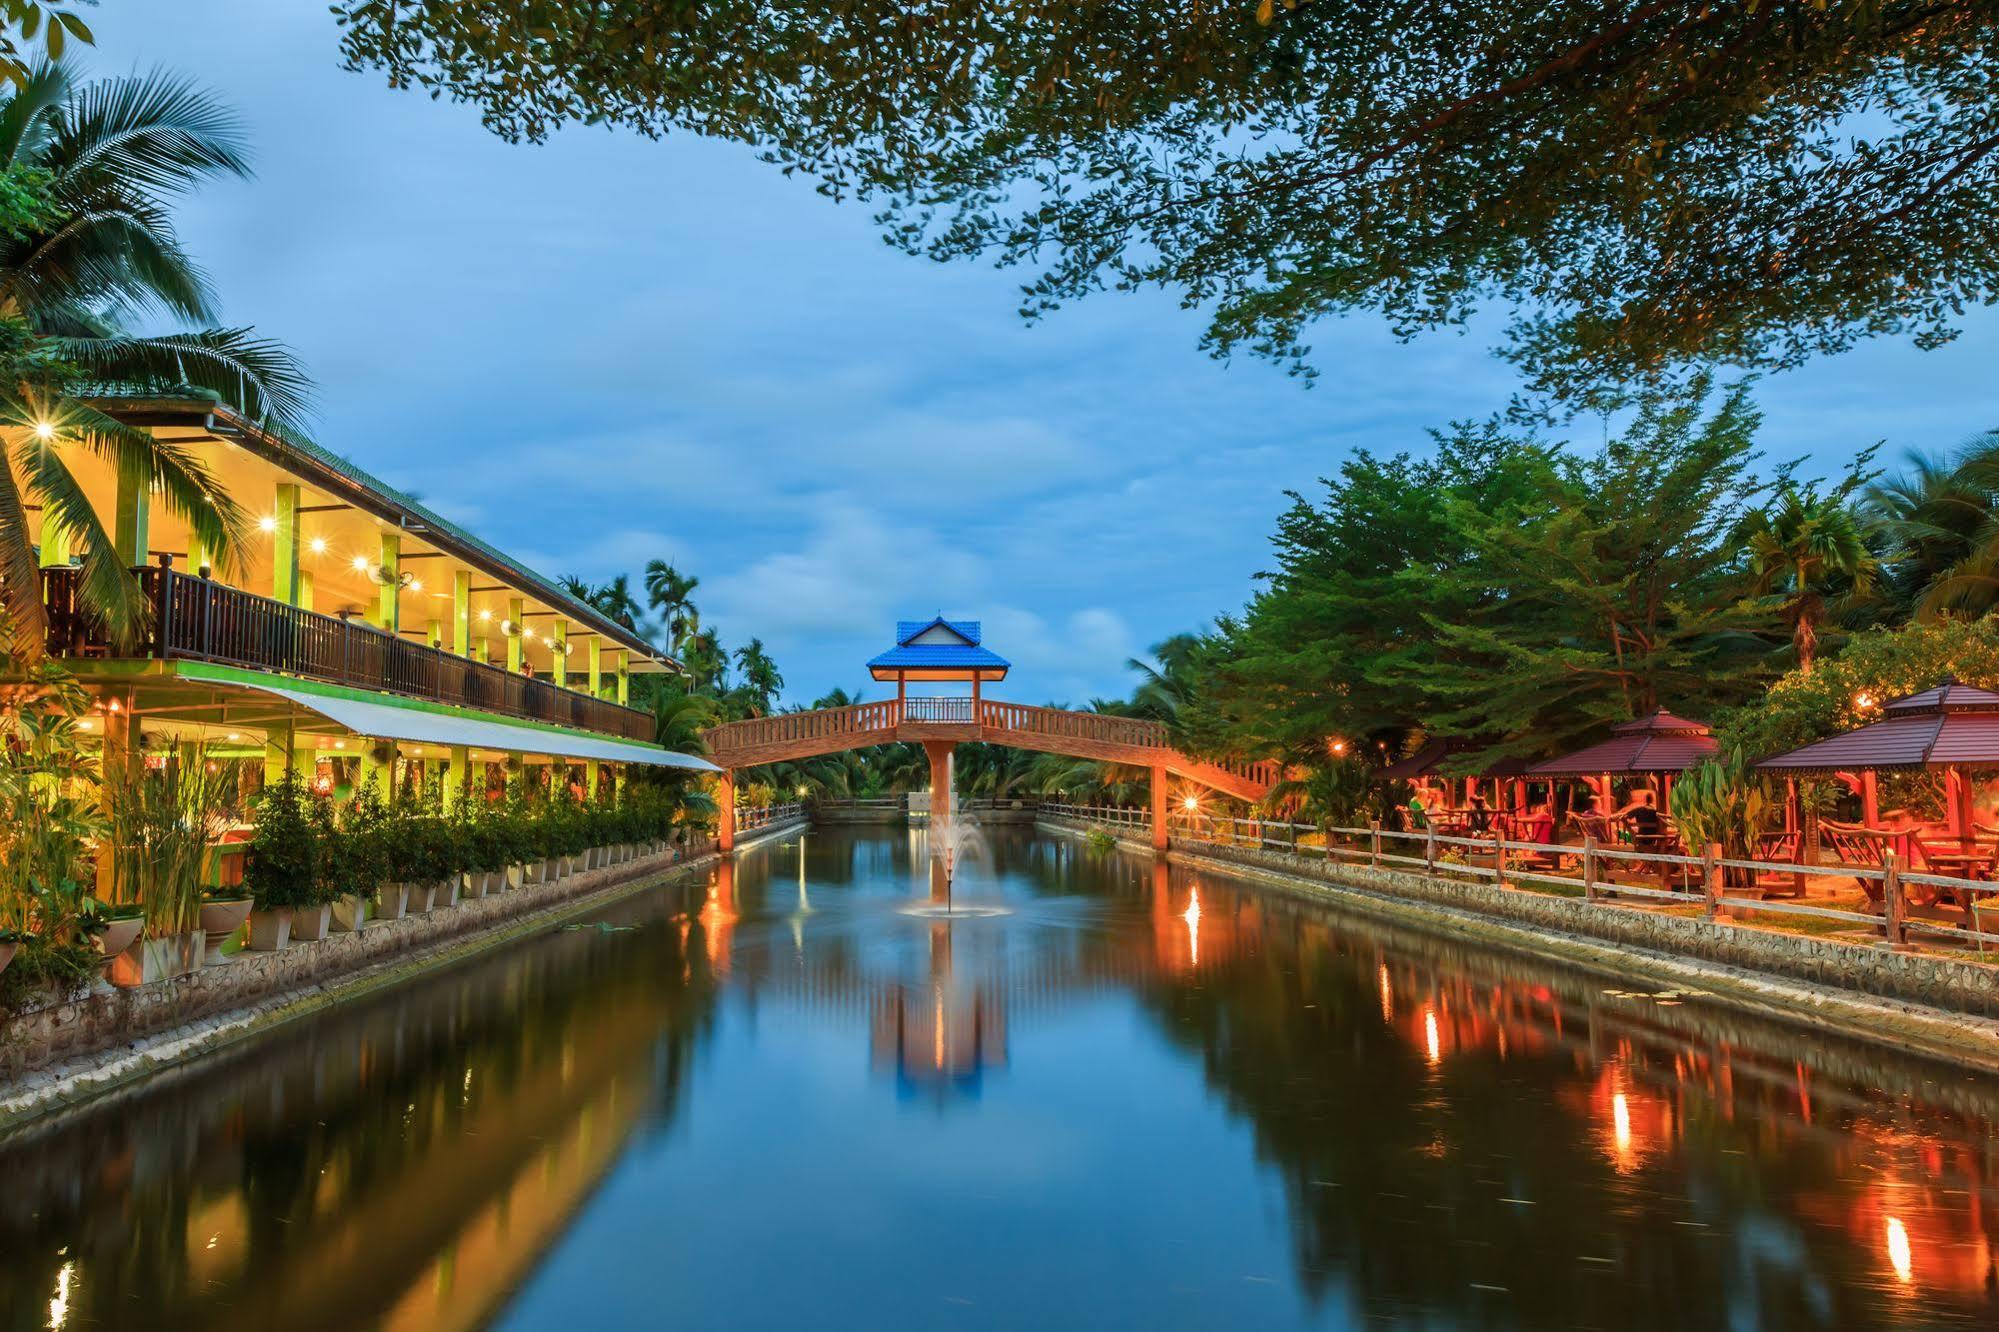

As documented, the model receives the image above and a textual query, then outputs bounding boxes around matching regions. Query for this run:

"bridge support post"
[718,770,736,853]
[1151,764,1169,852]
[923,741,954,830]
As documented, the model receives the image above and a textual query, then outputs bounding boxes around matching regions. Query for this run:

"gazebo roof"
[1527,710,1717,777]
[1379,739,1531,781]
[1755,678,1999,774]
[867,617,1011,681]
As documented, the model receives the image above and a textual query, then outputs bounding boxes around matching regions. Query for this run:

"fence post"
[1492,832,1507,888]
[1582,834,1598,903]
[1368,819,1381,869]
[1425,822,1437,874]
[1882,850,1906,947]
[1702,842,1722,920]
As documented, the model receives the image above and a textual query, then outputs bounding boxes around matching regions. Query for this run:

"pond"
[3,826,1997,1330]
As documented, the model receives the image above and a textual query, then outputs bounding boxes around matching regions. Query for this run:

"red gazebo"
[1753,679,1999,838]
[1526,711,1718,812]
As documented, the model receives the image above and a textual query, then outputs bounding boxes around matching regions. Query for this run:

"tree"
[0,7,91,87]
[1869,433,1999,621]
[561,572,644,631]
[0,67,309,652]
[643,559,699,654]
[732,637,783,715]
[334,1,1999,403]
[1737,472,1878,673]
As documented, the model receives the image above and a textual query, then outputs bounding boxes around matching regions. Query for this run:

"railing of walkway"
[1038,800,1151,831]
[737,802,807,831]
[1147,812,1999,951]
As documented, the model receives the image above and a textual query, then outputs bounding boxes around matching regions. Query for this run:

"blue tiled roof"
[868,643,1012,671]
[895,618,982,646]
[870,617,1009,674]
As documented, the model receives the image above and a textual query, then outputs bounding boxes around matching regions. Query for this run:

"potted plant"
[243,771,317,952]
[1669,752,1771,891]
[99,757,228,983]
[82,897,145,965]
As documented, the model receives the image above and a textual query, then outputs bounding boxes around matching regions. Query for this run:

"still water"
[4,826,1999,1330]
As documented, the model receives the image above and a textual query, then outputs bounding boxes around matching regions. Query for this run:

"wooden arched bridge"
[703,617,1281,852]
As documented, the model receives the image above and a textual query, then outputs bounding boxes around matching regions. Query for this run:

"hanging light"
[258,516,278,533]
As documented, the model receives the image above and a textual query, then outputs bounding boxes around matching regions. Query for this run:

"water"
[4,826,1998,1330]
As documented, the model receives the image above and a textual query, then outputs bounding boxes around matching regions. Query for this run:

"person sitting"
[1613,790,1669,845]
[1406,792,1430,830]
[1466,790,1493,834]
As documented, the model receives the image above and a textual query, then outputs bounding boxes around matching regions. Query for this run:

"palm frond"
[52,327,313,430]
[46,69,251,199]
[62,399,248,576]
[11,433,148,648]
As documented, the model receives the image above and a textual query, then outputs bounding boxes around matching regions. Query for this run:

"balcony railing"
[41,566,655,742]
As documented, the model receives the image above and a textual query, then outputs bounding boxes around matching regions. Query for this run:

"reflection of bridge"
[704,618,1280,853]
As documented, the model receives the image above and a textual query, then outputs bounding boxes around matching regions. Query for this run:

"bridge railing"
[903,696,974,723]
[736,801,807,831]
[978,700,1168,750]
[706,700,901,758]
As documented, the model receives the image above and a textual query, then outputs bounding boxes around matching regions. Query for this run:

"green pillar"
[474,638,489,664]
[552,620,568,689]
[37,507,71,568]
[445,744,470,810]
[273,483,301,604]
[615,651,629,706]
[373,531,401,631]
[585,759,600,801]
[113,458,151,568]
[587,638,602,698]
[298,570,315,613]
[427,618,444,650]
[506,596,525,673]
[453,571,473,656]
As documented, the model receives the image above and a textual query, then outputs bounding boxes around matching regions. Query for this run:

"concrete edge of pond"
[0,818,809,1141]
[1036,817,1999,1077]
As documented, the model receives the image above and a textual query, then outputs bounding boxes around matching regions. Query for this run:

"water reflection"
[3,828,1999,1329]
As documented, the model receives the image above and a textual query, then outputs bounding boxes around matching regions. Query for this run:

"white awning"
[241,680,718,772]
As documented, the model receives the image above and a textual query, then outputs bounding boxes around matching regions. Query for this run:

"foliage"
[1084,826,1118,855]
[337,0,1999,403]
[1260,756,1375,834]
[245,770,319,910]
[1668,751,1769,860]
[0,6,92,88]
[1712,617,1999,762]
[0,65,308,653]
[103,756,235,935]
[1737,463,1880,672]
[1869,432,1999,622]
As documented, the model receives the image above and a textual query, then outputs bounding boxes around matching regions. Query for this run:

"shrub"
[245,772,319,911]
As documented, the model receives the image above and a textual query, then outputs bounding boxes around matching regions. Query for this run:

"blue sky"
[97,3,1999,706]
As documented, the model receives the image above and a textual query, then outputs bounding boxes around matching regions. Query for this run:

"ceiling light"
[309,537,327,554]
[352,556,370,573]
[33,421,55,441]
[258,516,277,533]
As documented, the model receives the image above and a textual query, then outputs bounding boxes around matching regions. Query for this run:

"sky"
[91,3,1999,707]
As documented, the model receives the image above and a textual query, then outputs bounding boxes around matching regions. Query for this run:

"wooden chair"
[1748,829,1806,898]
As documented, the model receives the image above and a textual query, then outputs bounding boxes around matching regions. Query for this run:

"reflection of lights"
[1378,963,1393,1021]
[1181,887,1202,967]
[49,1259,73,1328]
[1424,1009,1441,1065]
[1886,1217,1913,1283]
[1612,1092,1632,1156]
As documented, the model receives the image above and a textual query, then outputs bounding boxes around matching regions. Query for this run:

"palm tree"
[561,573,643,632]
[1870,434,1999,622]
[679,628,726,695]
[1739,481,1876,672]
[651,691,717,755]
[0,67,308,653]
[733,637,783,715]
[643,559,700,653]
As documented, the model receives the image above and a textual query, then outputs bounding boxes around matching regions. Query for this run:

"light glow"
[408,579,423,593]
[33,420,56,442]
[257,515,277,533]
[478,609,492,623]
[309,537,327,554]
[1182,887,1202,967]
[351,556,370,573]
[1886,1217,1913,1283]
[48,1259,73,1329]
[1182,795,1199,811]
[1612,1092,1632,1156]
[1424,1009,1441,1065]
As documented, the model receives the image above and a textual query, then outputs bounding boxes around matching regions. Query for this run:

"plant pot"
[435,879,460,909]
[406,882,437,914]
[372,883,408,922]
[540,857,560,883]
[290,904,334,942]
[460,871,486,901]
[246,908,293,952]
[95,916,144,962]
[331,893,368,932]
[111,931,202,987]
[507,863,527,889]
[200,898,253,965]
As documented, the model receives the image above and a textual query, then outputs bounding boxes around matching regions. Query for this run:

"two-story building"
[34,391,714,801]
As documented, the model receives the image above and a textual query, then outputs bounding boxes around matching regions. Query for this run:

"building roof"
[1527,710,1717,776]
[867,617,1011,680]
[92,392,674,670]
[1755,678,1999,773]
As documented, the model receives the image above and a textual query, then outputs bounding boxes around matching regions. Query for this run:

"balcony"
[41,566,656,742]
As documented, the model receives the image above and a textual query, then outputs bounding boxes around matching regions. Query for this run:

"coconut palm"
[1870,434,1999,622]
[643,559,700,653]
[651,691,717,756]
[0,66,308,653]
[561,573,643,632]
[1738,481,1876,672]
[733,637,782,715]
